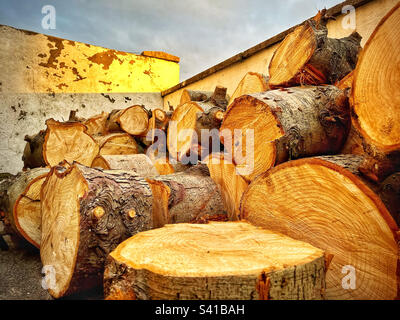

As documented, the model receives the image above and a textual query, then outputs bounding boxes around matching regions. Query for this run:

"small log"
[204,153,248,221]
[91,154,158,177]
[351,3,400,153]
[241,155,399,300]
[146,164,225,228]
[106,105,150,136]
[221,85,350,181]
[228,72,269,107]
[104,222,326,300]
[40,162,225,298]
[84,112,109,136]
[269,10,361,88]
[22,131,46,169]
[167,101,225,161]
[180,90,213,105]
[94,133,139,156]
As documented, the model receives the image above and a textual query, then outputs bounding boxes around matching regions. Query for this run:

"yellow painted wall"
[0,25,179,93]
[163,0,397,110]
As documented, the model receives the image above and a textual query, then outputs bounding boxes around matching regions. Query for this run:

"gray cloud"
[0,0,343,80]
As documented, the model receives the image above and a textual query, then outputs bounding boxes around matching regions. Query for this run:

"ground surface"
[0,223,102,300]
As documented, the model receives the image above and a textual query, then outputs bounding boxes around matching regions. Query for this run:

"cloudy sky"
[0,0,343,80]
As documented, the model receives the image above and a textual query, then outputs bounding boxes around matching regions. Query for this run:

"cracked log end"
[94,133,138,156]
[43,119,99,167]
[104,221,326,300]
[12,168,49,248]
[241,155,399,300]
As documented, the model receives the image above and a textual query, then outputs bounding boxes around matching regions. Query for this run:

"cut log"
[106,105,150,136]
[91,154,158,177]
[94,133,139,156]
[336,70,354,90]
[269,10,361,88]
[220,85,350,181]
[43,119,99,167]
[204,153,248,221]
[40,162,224,298]
[228,72,269,107]
[139,109,172,147]
[83,111,109,136]
[40,161,154,298]
[7,168,49,248]
[104,221,326,300]
[145,164,225,228]
[167,101,224,161]
[180,90,213,105]
[340,126,365,155]
[351,2,400,152]
[22,130,46,169]
[241,155,399,300]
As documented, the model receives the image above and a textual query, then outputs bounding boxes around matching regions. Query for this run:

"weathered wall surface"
[0,25,179,93]
[162,0,397,110]
[0,92,163,174]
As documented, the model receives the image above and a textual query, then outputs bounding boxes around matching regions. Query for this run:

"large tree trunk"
[94,133,139,156]
[40,162,225,298]
[241,155,399,300]
[228,72,269,107]
[220,85,350,181]
[351,3,400,153]
[269,10,361,88]
[104,222,326,300]
[106,105,150,136]
[204,153,248,221]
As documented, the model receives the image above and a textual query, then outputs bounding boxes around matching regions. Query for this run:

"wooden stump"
[106,105,150,136]
[204,153,248,221]
[104,222,326,300]
[228,72,269,107]
[91,154,158,177]
[44,119,99,167]
[268,10,361,88]
[220,85,350,181]
[241,155,399,300]
[94,133,139,156]
[351,2,400,152]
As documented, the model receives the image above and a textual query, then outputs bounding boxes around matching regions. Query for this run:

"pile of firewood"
[1,5,400,300]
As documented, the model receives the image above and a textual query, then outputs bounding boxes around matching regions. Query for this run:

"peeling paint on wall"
[0,25,179,93]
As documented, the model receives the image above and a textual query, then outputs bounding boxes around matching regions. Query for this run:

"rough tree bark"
[104,222,326,300]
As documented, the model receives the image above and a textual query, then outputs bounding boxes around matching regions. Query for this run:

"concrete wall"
[0,92,163,174]
[0,25,179,93]
[162,0,397,110]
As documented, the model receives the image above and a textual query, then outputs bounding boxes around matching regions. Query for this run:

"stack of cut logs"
[1,6,400,300]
